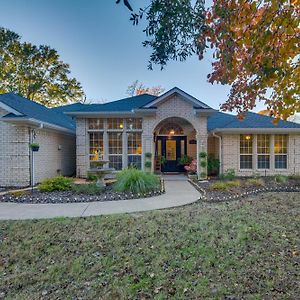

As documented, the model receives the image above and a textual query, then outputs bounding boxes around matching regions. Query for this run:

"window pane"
[126,118,142,130]
[257,134,270,154]
[127,132,142,155]
[240,135,253,154]
[257,155,270,169]
[275,155,287,169]
[128,155,142,169]
[108,118,124,130]
[274,135,287,154]
[109,155,122,170]
[89,132,103,161]
[108,132,122,154]
[88,119,103,130]
[240,155,253,169]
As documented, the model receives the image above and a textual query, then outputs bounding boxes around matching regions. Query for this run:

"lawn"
[0,192,299,299]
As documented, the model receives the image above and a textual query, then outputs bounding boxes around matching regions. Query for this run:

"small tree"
[126,80,165,97]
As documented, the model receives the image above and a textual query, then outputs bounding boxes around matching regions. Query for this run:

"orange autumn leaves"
[204,0,300,120]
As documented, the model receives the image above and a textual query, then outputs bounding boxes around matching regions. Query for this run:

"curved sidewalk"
[0,180,200,220]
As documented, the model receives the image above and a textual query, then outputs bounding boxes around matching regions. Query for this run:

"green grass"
[0,193,299,299]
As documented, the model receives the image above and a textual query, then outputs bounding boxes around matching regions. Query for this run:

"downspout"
[212,132,223,174]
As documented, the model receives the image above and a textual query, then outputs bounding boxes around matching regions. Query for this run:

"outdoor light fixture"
[245,135,251,140]
[169,129,175,135]
[119,123,124,129]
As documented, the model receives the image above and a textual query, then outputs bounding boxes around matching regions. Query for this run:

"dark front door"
[157,136,187,172]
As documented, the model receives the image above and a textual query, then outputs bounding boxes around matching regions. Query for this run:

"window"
[257,134,270,169]
[89,132,103,161]
[88,119,103,130]
[159,123,184,135]
[126,118,142,130]
[275,135,288,169]
[108,118,124,130]
[108,132,122,170]
[240,134,253,169]
[127,132,142,169]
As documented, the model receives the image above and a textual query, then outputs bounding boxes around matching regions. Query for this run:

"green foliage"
[226,180,241,188]
[207,156,220,175]
[160,155,167,165]
[199,151,207,158]
[38,176,73,192]
[210,179,240,190]
[9,190,28,197]
[0,27,85,107]
[178,155,193,166]
[114,168,160,194]
[274,175,288,184]
[145,152,152,158]
[219,169,236,181]
[87,172,98,182]
[72,183,102,195]
[200,160,207,168]
[289,175,300,181]
[144,161,152,168]
[245,178,265,187]
[200,172,207,179]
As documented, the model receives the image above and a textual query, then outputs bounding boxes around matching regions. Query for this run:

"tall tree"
[118,0,300,120]
[126,80,165,96]
[0,27,85,107]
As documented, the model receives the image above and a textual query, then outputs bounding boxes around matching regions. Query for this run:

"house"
[0,93,76,187]
[61,87,300,179]
[1,87,300,188]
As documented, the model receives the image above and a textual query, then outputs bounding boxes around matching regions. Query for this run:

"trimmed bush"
[245,178,265,187]
[72,183,102,195]
[199,152,207,158]
[200,160,207,168]
[145,152,152,158]
[200,172,207,179]
[219,169,236,181]
[114,168,160,194]
[144,161,152,168]
[274,175,288,183]
[226,180,241,188]
[210,181,227,190]
[38,176,73,192]
[87,172,98,182]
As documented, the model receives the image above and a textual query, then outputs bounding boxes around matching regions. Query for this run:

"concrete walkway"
[0,179,200,220]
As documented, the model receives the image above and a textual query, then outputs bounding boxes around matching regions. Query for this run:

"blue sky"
[1,0,264,111]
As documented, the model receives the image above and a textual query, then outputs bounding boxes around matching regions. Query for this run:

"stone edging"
[188,179,300,202]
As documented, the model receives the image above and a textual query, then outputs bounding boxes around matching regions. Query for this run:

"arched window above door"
[158,123,184,135]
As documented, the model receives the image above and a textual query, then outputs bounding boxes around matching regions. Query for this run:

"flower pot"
[31,146,39,152]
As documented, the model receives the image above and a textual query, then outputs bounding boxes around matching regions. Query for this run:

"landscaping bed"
[0,169,164,204]
[192,175,300,202]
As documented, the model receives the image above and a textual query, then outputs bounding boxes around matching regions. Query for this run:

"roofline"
[1,116,75,135]
[66,111,137,117]
[194,108,216,116]
[0,101,22,116]
[143,87,212,109]
[211,128,300,133]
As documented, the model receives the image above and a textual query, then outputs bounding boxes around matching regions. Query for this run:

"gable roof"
[208,111,300,132]
[0,93,75,132]
[142,87,212,109]
[51,102,85,113]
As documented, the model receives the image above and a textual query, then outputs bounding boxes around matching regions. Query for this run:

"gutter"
[211,128,300,133]
[212,132,223,174]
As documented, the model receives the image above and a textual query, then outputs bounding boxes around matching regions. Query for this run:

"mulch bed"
[0,185,163,204]
[192,177,300,203]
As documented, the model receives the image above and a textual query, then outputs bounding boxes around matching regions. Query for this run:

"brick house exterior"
[1,88,300,187]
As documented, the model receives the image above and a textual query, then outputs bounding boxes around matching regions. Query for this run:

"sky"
[0,0,264,111]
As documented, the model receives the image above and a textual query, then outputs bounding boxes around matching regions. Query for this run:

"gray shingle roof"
[0,93,75,131]
[208,111,300,131]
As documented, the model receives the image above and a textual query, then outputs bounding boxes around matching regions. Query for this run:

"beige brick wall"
[222,133,300,176]
[76,118,88,178]
[33,129,76,183]
[0,108,30,187]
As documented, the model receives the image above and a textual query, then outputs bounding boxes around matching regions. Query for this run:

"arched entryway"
[153,117,197,173]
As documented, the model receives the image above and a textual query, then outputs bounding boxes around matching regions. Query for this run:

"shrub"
[87,172,98,182]
[245,178,265,187]
[178,155,193,166]
[207,156,220,176]
[219,169,236,181]
[184,159,197,174]
[274,175,288,183]
[200,172,207,179]
[38,176,73,192]
[72,183,102,195]
[210,181,227,190]
[114,168,160,194]
[226,180,241,188]
[200,160,207,168]
[288,175,300,181]
[199,152,207,158]
[145,152,152,158]
[10,190,28,197]
[144,161,152,168]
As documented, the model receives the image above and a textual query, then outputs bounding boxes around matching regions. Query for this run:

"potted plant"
[30,143,40,152]
[178,155,193,166]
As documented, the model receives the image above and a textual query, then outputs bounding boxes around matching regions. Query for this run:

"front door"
[157,136,187,172]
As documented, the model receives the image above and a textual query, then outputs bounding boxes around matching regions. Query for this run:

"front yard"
[0,192,299,299]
